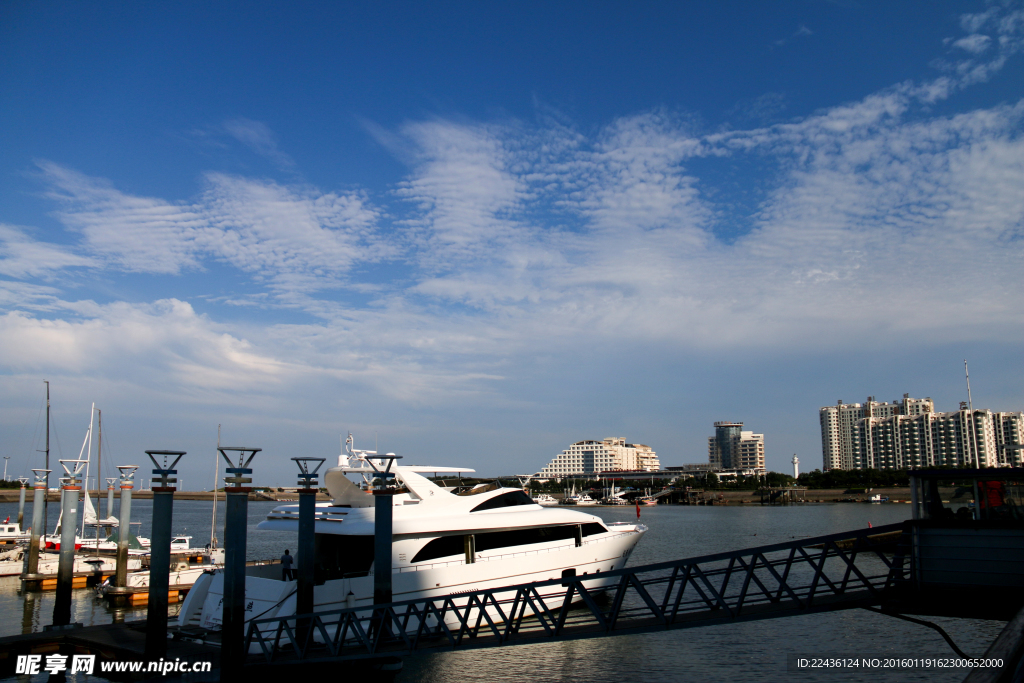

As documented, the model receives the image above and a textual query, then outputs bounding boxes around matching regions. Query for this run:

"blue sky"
[2,1,1023,487]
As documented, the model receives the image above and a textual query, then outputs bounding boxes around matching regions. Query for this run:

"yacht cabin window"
[314,534,374,582]
[411,522,608,563]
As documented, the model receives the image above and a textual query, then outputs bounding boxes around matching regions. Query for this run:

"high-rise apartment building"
[538,437,660,478]
[820,394,1023,471]
[708,422,765,473]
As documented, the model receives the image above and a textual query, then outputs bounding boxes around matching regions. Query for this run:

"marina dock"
[1,467,1022,682]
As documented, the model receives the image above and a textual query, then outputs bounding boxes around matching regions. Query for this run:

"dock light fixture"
[293,457,325,490]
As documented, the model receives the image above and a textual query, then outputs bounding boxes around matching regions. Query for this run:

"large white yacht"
[180,442,647,635]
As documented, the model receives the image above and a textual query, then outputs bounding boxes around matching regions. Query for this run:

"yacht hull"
[181,525,645,648]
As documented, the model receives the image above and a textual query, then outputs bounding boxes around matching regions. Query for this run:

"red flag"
[636,501,641,520]
[868,521,872,528]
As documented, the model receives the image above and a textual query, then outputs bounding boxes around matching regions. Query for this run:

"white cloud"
[952,33,993,54]
[39,161,209,274]
[0,224,96,278]
[35,161,388,298]
[396,120,529,263]
[0,299,289,394]
[223,118,296,169]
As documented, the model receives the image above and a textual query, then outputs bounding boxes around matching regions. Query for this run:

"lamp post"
[144,450,185,659]
[218,446,260,677]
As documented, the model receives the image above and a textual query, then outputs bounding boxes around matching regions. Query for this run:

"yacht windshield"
[470,490,534,512]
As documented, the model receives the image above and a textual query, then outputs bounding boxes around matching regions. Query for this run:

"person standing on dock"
[280,549,294,580]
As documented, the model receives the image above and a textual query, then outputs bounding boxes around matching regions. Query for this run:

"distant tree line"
[797,468,912,489]
[671,471,796,490]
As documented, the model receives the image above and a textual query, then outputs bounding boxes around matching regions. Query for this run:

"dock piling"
[367,453,402,643]
[111,465,138,602]
[218,446,261,678]
[52,459,85,627]
[144,450,185,660]
[293,457,325,643]
[16,477,28,528]
[105,477,117,519]
[24,469,50,587]
[371,454,401,606]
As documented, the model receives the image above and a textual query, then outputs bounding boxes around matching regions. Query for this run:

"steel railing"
[243,522,910,663]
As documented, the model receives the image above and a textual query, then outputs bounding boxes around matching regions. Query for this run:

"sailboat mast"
[82,403,94,537]
[96,408,102,556]
[210,424,220,549]
[44,380,50,524]
[96,409,102,496]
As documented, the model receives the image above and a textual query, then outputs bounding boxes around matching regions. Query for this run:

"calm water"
[0,499,1007,682]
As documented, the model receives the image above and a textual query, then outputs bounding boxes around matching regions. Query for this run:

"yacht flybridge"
[179,440,648,636]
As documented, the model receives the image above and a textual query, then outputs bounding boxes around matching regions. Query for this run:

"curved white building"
[538,437,660,479]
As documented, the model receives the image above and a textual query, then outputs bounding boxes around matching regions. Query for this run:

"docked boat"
[0,521,30,545]
[96,547,218,600]
[179,439,647,639]
[531,493,558,506]
[0,547,143,587]
[569,492,600,506]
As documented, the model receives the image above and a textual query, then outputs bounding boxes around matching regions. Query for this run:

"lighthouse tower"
[792,455,799,479]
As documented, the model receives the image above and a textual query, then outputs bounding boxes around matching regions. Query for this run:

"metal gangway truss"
[243,522,908,664]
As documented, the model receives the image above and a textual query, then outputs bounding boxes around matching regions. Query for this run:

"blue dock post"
[292,457,325,645]
[144,450,186,659]
[218,446,261,677]
[52,459,86,627]
[16,477,28,528]
[23,469,50,588]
